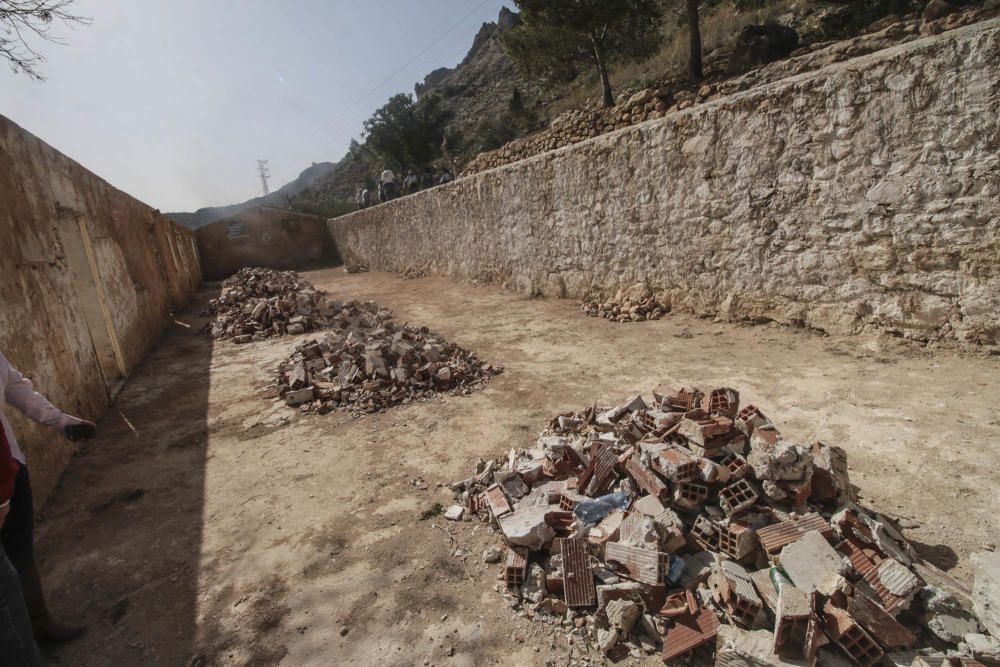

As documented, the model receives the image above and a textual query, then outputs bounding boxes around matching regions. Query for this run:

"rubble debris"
[450,383,996,663]
[203,267,334,341]
[917,561,982,643]
[973,552,1000,638]
[397,268,427,279]
[581,296,669,323]
[270,302,500,415]
[778,530,847,596]
[482,547,502,563]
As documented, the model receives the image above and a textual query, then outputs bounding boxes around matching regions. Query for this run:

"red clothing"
[0,420,17,503]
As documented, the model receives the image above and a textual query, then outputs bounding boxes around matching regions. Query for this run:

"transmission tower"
[257,159,271,196]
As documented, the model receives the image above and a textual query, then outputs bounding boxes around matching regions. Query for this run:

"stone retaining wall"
[330,19,1000,345]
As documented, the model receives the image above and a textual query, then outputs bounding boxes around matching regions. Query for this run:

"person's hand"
[64,420,96,442]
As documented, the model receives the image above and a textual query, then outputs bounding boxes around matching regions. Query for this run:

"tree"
[501,0,664,108]
[686,0,702,82]
[362,92,452,171]
[1,0,89,81]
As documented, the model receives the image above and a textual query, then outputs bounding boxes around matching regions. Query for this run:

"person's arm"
[3,358,85,433]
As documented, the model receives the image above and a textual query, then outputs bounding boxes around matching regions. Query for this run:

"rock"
[444,505,465,521]
[536,597,568,615]
[605,599,642,635]
[340,626,349,636]
[923,584,981,643]
[627,88,655,106]
[972,551,1000,637]
[284,387,315,406]
[498,506,556,551]
[597,627,621,656]
[964,632,1000,661]
[522,563,547,603]
[727,23,800,75]
[923,0,958,21]
[482,547,503,563]
[918,561,982,643]
[716,625,803,666]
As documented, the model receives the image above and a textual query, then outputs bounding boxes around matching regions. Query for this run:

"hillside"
[166,160,338,229]
[172,0,992,221]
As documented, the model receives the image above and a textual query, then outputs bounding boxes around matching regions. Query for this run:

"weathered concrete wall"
[330,19,1000,345]
[0,114,201,504]
[196,206,339,281]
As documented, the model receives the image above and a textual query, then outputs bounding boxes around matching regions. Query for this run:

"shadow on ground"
[35,289,217,666]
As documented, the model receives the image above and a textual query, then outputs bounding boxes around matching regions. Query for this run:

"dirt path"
[34,269,1000,666]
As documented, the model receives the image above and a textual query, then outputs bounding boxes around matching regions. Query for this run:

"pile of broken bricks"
[581,297,669,323]
[203,267,333,342]
[448,384,1000,665]
[269,301,501,415]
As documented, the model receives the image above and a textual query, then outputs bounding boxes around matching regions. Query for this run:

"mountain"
[166,161,338,229]
[285,7,542,210]
[167,9,533,226]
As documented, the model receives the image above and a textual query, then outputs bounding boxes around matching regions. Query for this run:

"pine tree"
[501,0,664,108]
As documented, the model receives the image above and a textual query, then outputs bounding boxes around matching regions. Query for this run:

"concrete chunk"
[715,625,808,666]
[778,531,844,594]
[972,551,1000,638]
[498,505,556,551]
[284,386,315,406]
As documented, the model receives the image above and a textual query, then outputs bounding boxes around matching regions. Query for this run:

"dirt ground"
[33,267,1000,666]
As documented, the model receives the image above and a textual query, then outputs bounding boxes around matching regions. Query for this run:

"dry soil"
[34,268,1000,666]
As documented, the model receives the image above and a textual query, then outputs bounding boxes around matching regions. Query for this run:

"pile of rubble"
[270,301,501,414]
[204,268,332,342]
[581,297,668,323]
[449,384,999,665]
[398,268,428,280]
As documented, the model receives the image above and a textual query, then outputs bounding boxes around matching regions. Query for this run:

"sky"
[1,0,510,212]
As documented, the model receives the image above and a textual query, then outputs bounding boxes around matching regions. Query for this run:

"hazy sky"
[1,0,510,212]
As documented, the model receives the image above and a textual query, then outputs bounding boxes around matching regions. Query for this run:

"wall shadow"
[33,287,218,666]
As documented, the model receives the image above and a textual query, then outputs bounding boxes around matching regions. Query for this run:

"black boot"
[18,563,86,645]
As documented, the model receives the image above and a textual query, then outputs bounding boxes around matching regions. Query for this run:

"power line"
[257,159,271,196]
[271,0,492,161]
[306,32,486,159]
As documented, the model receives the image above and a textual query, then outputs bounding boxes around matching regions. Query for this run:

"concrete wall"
[330,18,1000,346]
[0,115,202,504]
[196,206,339,281]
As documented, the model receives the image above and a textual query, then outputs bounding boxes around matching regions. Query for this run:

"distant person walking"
[361,185,371,208]
[438,168,453,185]
[355,184,365,210]
[377,180,385,204]
[380,167,397,201]
[403,170,418,195]
[1,351,95,650]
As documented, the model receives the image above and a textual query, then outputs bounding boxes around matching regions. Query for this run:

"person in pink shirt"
[1,410,41,665]
[1,351,95,646]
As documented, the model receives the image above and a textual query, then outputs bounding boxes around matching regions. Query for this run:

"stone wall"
[461,8,996,177]
[196,206,339,281]
[0,115,202,504]
[330,18,1000,346]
